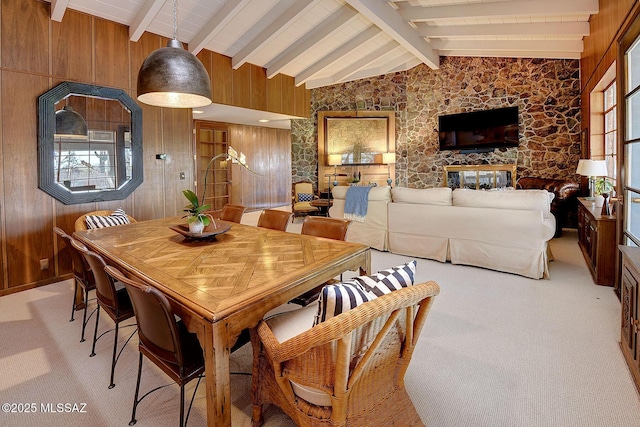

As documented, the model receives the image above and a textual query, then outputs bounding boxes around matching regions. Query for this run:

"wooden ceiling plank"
[51,0,70,22]
[188,0,253,55]
[418,21,591,38]
[399,0,599,22]
[345,0,439,69]
[431,39,584,53]
[265,5,358,79]
[231,0,319,69]
[294,25,379,86]
[129,0,165,42]
[330,42,400,83]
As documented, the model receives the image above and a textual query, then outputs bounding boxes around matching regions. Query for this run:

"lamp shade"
[55,106,87,137]
[382,152,396,164]
[137,39,212,108]
[328,154,342,166]
[577,159,607,177]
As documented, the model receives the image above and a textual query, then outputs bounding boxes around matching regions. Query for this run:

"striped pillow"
[85,208,130,229]
[313,282,376,326]
[369,260,417,296]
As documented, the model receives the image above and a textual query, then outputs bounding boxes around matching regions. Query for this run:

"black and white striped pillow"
[313,282,376,326]
[368,260,417,296]
[85,208,130,229]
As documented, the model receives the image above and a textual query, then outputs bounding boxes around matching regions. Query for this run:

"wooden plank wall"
[0,0,308,296]
[580,0,638,133]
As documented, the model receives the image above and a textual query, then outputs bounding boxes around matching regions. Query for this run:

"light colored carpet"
[1,208,639,426]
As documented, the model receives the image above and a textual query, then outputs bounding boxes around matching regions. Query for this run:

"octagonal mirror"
[38,82,143,204]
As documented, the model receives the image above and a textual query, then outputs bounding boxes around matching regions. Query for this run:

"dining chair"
[250,281,440,427]
[220,203,245,223]
[289,216,352,306]
[71,240,136,389]
[53,227,96,342]
[104,265,205,427]
[291,181,319,222]
[257,209,292,231]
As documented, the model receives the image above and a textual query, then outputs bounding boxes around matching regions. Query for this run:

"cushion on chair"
[313,282,376,326]
[85,208,131,229]
[298,193,313,202]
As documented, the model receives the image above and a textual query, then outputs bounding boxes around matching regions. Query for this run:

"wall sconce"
[577,159,607,199]
[136,0,211,108]
[382,152,396,186]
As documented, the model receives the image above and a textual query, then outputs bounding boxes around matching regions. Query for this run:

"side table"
[310,199,333,217]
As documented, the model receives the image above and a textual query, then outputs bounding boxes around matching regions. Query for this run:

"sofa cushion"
[331,185,391,202]
[391,187,453,205]
[452,188,552,218]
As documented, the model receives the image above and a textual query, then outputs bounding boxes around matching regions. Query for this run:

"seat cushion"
[266,304,332,407]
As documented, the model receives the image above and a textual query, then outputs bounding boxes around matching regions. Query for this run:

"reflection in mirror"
[39,82,142,204]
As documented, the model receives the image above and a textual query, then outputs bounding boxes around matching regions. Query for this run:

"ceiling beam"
[232,0,319,69]
[188,0,252,55]
[418,22,590,38]
[345,0,439,69]
[129,0,165,42]
[50,0,69,22]
[438,50,581,60]
[265,6,359,78]
[399,0,599,21]
[294,26,380,86]
[431,39,584,53]
[330,42,400,83]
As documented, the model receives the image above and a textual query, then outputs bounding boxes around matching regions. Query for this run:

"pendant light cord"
[172,0,178,40]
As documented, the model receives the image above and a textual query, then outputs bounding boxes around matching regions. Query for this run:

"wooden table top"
[73,216,369,323]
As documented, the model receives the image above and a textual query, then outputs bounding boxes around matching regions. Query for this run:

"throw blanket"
[344,186,372,222]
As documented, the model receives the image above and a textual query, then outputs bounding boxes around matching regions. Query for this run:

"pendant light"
[136,0,212,108]
[55,105,87,137]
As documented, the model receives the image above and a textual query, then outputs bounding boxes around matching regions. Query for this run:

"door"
[195,121,230,211]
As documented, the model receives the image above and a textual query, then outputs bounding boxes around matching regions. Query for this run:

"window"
[604,81,617,187]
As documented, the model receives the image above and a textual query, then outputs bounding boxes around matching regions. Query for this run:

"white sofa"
[330,186,556,279]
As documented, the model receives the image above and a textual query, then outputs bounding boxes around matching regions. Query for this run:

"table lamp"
[576,159,607,199]
[382,152,396,186]
[328,154,342,198]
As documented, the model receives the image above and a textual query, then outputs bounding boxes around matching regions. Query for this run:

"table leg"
[203,321,231,426]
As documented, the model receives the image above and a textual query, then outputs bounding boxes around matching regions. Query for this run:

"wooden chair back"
[257,209,291,231]
[301,216,351,241]
[220,204,245,223]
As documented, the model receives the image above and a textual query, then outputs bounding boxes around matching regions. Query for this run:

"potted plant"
[594,178,614,207]
[182,189,212,234]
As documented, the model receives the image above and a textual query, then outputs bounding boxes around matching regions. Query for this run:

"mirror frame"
[38,82,143,204]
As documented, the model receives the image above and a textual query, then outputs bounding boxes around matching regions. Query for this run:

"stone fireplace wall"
[291,56,581,189]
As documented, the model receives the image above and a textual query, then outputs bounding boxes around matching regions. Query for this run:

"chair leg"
[70,279,79,322]
[129,352,143,426]
[90,305,101,357]
[179,383,186,427]
[80,286,90,342]
[109,321,120,389]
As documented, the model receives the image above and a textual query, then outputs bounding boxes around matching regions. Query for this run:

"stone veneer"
[292,56,581,189]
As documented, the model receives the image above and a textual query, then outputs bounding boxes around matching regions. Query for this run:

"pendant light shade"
[55,105,87,137]
[137,38,212,108]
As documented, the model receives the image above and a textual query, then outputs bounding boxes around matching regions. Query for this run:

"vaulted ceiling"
[45,0,598,126]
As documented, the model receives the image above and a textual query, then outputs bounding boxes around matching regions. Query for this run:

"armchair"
[250,280,440,427]
[292,181,319,222]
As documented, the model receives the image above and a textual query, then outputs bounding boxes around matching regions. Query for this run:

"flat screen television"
[438,106,519,152]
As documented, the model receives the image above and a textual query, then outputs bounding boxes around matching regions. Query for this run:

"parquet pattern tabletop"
[73,216,370,322]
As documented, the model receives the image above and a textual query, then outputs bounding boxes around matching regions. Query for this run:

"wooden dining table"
[73,215,370,426]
